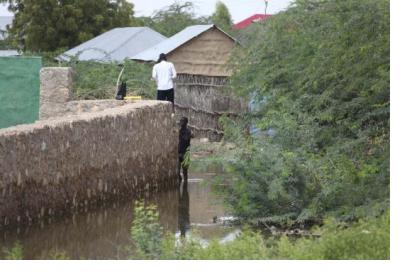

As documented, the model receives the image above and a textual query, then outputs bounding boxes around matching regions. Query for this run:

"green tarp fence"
[0,56,42,129]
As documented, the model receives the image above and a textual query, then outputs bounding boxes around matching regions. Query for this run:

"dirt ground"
[190,139,237,161]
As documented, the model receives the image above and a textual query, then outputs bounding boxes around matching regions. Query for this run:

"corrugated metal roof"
[131,24,237,62]
[57,27,167,62]
[0,50,19,57]
[233,14,273,30]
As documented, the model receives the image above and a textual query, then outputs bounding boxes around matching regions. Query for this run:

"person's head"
[180,117,188,128]
[157,53,167,63]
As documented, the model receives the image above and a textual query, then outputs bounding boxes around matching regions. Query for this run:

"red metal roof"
[233,14,273,30]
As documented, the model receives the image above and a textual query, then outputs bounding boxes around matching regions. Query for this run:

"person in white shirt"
[152,53,177,112]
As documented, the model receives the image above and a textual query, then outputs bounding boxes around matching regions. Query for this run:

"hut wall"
[174,75,243,113]
[168,27,246,141]
[174,106,224,142]
[174,74,247,141]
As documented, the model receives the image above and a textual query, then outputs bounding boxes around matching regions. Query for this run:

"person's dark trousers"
[157,88,175,112]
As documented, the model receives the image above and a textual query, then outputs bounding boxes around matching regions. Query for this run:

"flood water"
[0,169,238,260]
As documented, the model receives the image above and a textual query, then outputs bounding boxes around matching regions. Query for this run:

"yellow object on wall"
[124,96,142,101]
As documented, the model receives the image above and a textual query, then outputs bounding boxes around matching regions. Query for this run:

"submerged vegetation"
[1,242,69,260]
[128,203,389,260]
[2,242,23,260]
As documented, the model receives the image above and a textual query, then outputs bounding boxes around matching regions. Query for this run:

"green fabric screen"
[0,56,42,129]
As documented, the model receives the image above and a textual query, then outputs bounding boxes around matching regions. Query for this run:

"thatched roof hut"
[132,24,236,77]
[133,25,246,141]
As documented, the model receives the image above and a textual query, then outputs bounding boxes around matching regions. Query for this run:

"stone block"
[40,67,74,119]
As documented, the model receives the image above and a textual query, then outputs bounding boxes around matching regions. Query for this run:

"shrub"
[128,204,389,260]
[276,211,390,260]
[220,0,390,224]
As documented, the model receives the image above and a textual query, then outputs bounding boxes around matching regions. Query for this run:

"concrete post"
[39,67,74,120]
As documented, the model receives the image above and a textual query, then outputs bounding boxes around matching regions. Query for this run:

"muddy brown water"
[0,170,238,260]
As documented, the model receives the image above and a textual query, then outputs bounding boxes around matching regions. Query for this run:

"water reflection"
[0,187,180,260]
[178,180,190,237]
[0,171,236,259]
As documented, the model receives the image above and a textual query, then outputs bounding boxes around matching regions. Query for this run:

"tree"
[211,1,233,32]
[0,30,12,50]
[136,1,210,37]
[2,0,134,52]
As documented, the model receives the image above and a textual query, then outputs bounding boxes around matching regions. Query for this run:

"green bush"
[276,211,390,260]
[70,60,155,100]
[220,0,389,224]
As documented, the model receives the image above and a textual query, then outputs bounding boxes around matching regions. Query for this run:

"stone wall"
[39,67,134,120]
[41,99,131,120]
[0,101,178,228]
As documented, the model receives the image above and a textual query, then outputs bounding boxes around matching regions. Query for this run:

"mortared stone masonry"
[0,67,178,229]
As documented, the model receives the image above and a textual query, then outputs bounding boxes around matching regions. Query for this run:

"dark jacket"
[178,127,192,155]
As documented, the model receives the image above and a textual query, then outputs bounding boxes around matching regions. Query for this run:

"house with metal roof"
[0,16,13,40]
[57,27,167,63]
[133,24,245,141]
[233,14,273,30]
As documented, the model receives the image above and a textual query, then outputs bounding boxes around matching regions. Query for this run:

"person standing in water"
[178,117,193,181]
[152,53,177,112]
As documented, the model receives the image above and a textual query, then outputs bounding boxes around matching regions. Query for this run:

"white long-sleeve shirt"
[152,61,177,90]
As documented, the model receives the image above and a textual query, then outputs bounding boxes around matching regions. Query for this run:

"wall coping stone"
[0,100,170,136]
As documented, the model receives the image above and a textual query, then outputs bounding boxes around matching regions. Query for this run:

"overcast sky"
[0,0,294,23]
